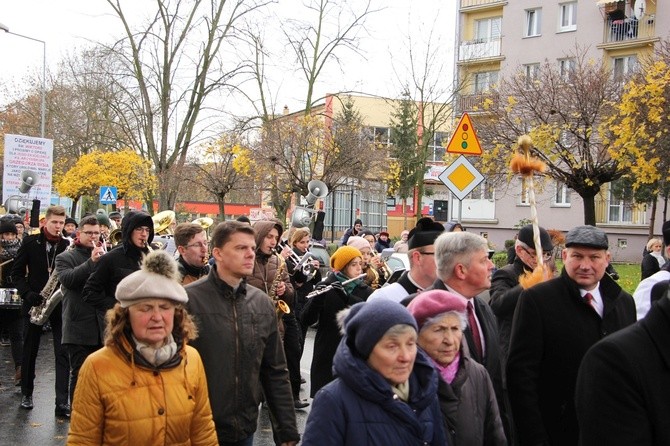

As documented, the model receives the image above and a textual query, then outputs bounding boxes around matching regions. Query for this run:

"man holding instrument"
[56,215,105,405]
[174,223,210,285]
[10,205,70,415]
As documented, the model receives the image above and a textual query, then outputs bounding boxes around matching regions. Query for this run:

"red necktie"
[467,301,483,359]
[584,293,594,307]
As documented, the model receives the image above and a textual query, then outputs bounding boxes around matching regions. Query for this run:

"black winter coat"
[10,229,69,316]
[300,272,372,397]
[576,294,670,446]
[56,244,100,346]
[507,270,636,446]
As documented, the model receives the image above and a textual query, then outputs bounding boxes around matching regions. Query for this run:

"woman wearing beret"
[302,299,446,445]
[408,290,506,446]
[300,245,372,397]
[67,250,218,446]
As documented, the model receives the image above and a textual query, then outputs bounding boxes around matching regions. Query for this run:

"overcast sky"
[0,0,456,119]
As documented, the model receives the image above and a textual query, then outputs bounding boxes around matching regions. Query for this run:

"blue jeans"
[220,435,253,446]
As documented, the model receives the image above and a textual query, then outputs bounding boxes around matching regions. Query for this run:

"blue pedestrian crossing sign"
[100,186,118,204]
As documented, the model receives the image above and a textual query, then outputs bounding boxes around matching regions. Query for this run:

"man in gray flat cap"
[506,225,636,446]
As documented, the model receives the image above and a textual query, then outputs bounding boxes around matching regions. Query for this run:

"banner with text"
[3,134,54,211]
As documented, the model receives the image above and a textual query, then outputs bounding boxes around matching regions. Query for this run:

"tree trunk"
[70,196,80,218]
[414,181,425,221]
[649,198,657,238]
[402,198,407,229]
[218,197,226,220]
[582,193,597,226]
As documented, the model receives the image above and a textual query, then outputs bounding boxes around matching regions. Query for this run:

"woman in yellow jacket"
[67,250,218,446]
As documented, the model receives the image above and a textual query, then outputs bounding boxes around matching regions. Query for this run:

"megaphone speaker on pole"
[19,170,39,194]
[305,180,328,205]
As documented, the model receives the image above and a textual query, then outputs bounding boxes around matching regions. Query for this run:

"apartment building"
[454,0,666,261]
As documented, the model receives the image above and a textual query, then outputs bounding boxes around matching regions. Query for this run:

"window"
[607,180,633,223]
[558,2,577,32]
[553,181,571,206]
[519,177,529,205]
[524,63,540,86]
[365,126,391,147]
[474,71,499,94]
[613,55,638,81]
[475,16,502,43]
[428,132,448,162]
[525,8,542,37]
[466,182,494,200]
[559,58,576,80]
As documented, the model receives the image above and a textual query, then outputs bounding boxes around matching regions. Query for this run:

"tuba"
[153,210,176,236]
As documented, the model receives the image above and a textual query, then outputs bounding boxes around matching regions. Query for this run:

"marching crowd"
[0,207,668,445]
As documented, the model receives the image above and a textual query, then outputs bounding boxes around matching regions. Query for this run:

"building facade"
[454,0,667,262]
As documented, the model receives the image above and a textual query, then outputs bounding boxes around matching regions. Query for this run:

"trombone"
[275,240,317,281]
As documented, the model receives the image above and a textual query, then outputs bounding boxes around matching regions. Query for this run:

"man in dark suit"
[404,230,508,442]
[507,225,636,446]
[575,290,670,446]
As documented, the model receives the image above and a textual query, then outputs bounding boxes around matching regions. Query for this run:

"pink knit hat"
[407,289,468,329]
[347,236,370,252]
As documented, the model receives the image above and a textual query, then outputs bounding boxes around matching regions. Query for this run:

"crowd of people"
[0,208,668,445]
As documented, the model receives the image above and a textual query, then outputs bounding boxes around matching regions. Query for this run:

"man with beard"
[11,205,70,415]
[82,211,154,342]
[56,215,106,405]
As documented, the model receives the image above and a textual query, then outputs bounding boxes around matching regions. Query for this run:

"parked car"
[379,248,409,272]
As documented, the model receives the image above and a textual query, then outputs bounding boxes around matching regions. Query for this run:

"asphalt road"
[0,325,314,445]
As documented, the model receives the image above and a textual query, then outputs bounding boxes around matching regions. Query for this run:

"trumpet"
[275,240,317,281]
[306,274,367,299]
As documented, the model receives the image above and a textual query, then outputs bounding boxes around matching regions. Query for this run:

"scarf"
[132,333,178,367]
[335,271,361,294]
[43,229,62,244]
[651,251,665,268]
[432,352,461,384]
[392,381,411,402]
[0,239,21,262]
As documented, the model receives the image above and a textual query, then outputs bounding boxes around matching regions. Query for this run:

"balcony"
[457,92,499,115]
[601,16,657,46]
[460,0,505,10]
[459,38,502,63]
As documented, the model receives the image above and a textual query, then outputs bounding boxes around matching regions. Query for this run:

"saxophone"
[29,243,75,325]
[269,255,290,316]
[29,267,64,325]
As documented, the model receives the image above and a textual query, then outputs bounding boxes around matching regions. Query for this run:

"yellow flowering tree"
[475,47,626,225]
[604,52,670,234]
[56,149,155,215]
[187,133,255,218]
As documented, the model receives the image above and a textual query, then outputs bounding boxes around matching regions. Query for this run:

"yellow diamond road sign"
[438,155,485,201]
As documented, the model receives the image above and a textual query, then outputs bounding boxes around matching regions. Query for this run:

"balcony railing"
[459,38,502,62]
[457,92,499,114]
[460,0,504,8]
[602,16,656,44]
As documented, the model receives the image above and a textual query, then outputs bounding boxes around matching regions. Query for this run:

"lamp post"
[0,23,46,138]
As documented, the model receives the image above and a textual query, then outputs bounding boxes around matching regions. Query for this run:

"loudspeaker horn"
[19,170,39,194]
[291,207,315,228]
[305,180,328,205]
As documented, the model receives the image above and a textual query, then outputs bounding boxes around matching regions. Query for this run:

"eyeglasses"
[133,227,151,234]
[419,251,435,256]
[186,242,208,249]
[521,246,552,260]
[81,231,101,237]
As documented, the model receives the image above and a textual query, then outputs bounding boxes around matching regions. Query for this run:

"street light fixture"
[0,22,46,138]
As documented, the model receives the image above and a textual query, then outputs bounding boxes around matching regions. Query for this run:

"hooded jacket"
[246,221,295,306]
[302,338,446,446]
[82,211,154,340]
[67,334,217,446]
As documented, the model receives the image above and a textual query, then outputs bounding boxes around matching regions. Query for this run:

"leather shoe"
[55,403,71,418]
[20,395,33,410]
[294,399,310,409]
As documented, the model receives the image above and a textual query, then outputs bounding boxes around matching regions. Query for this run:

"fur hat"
[0,220,18,235]
[408,217,445,250]
[115,250,188,308]
[347,236,370,252]
[330,245,362,271]
[407,289,468,330]
[343,299,417,359]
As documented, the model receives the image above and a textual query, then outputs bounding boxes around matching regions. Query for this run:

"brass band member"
[10,205,70,415]
[288,227,322,343]
[174,223,210,285]
[96,212,113,250]
[0,218,23,386]
[346,236,386,289]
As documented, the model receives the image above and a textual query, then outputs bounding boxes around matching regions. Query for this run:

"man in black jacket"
[186,221,299,446]
[56,215,105,404]
[82,211,153,342]
[10,205,70,415]
[507,225,636,446]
